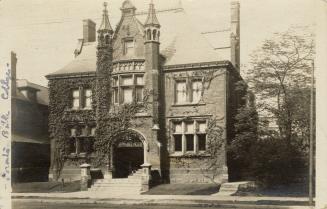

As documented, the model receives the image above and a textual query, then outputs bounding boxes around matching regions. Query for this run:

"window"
[68,126,95,156]
[111,74,144,104]
[172,120,207,154]
[175,80,187,104]
[124,40,134,56]
[186,134,194,151]
[198,134,206,151]
[84,89,92,108]
[174,135,182,152]
[122,88,133,103]
[71,88,92,109]
[72,90,80,108]
[174,78,203,104]
[191,80,202,103]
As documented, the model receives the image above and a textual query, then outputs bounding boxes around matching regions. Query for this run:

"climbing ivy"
[48,76,96,179]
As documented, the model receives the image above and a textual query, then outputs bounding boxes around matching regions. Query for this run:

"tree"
[245,26,315,185]
[247,26,314,146]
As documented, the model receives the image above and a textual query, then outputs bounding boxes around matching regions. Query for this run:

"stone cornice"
[45,71,96,80]
[163,60,231,71]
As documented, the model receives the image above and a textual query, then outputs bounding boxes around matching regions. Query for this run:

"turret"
[144,0,161,126]
[97,2,114,49]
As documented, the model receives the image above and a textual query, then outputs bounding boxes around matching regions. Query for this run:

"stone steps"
[89,169,143,194]
[213,181,256,196]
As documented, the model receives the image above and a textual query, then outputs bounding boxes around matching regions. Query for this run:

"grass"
[12,181,81,193]
[234,182,312,197]
[143,183,220,195]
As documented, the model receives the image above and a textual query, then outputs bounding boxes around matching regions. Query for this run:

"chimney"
[230,1,240,71]
[11,51,17,97]
[83,19,96,42]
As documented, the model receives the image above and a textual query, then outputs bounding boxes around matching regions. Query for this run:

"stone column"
[80,163,91,191]
[141,163,152,192]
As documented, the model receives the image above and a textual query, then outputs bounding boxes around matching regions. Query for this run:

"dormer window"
[124,39,134,56]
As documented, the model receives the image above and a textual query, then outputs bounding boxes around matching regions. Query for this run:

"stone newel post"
[141,163,152,192]
[80,163,91,191]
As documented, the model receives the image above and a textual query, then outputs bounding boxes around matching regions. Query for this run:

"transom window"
[71,87,92,109]
[174,78,203,104]
[172,119,207,154]
[112,74,144,104]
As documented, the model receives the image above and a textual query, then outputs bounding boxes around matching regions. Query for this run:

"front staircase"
[90,169,143,194]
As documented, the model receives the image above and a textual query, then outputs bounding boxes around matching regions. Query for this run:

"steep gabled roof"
[47,6,231,77]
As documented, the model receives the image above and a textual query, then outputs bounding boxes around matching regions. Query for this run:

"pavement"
[11,191,314,209]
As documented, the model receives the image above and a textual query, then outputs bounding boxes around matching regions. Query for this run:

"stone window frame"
[122,37,135,56]
[68,125,96,157]
[173,76,204,105]
[71,87,93,110]
[170,118,208,155]
[111,73,144,105]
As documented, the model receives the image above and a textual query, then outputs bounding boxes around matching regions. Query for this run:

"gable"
[113,15,145,61]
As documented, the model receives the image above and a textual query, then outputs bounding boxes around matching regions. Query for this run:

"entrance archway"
[112,130,146,178]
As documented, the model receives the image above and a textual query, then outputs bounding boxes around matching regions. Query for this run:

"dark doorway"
[113,147,144,178]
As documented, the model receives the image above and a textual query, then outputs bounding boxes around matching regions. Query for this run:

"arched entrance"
[112,130,146,178]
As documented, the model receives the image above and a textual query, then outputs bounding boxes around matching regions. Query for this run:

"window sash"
[186,134,194,151]
[198,134,206,151]
[176,81,187,103]
[192,80,202,103]
[174,135,182,152]
[136,87,143,102]
[124,40,134,55]
[122,87,133,103]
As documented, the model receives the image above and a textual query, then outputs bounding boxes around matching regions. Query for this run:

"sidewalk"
[12,191,313,208]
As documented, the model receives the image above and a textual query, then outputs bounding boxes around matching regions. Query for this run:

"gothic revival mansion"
[46,0,243,190]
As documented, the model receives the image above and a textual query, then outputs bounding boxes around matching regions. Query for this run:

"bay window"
[111,74,144,104]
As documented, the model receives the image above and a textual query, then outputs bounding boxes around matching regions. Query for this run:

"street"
[12,200,309,209]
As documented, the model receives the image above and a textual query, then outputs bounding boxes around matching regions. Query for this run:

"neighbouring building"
[11,52,50,182]
[46,0,244,187]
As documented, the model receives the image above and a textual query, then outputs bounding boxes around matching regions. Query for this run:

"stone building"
[46,0,243,188]
[11,52,50,182]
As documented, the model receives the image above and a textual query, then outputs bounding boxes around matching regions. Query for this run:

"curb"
[12,195,313,209]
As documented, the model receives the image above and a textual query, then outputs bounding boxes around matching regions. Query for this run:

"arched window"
[153,30,157,41]
[147,29,151,40]
[157,31,160,40]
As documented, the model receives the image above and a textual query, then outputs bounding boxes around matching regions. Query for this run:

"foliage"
[48,77,96,179]
[247,26,314,145]
[251,135,306,186]
[244,26,314,186]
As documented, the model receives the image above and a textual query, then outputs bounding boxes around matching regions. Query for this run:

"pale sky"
[0,0,315,87]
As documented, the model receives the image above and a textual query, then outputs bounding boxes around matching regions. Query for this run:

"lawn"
[143,183,220,195]
[234,182,312,197]
[12,181,81,193]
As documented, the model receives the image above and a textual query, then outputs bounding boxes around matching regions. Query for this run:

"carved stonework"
[112,61,145,74]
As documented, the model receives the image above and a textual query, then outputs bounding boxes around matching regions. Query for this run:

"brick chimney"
[11,51,17,97]
[83,19,96,42]
[230,1,240,71]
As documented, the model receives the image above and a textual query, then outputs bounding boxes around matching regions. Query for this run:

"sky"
[0,0,315,87]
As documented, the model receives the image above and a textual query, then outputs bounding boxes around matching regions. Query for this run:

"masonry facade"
[46,0,243,184]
